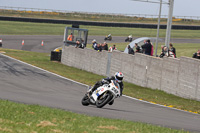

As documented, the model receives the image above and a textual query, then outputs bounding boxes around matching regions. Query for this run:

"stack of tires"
[50,50,62,62]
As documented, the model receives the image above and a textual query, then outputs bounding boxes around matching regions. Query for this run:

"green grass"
[0,100,188,133]
[1,48,200,115]
[1,9,200,25]
[0,12,199,132]
[1,20,200,39]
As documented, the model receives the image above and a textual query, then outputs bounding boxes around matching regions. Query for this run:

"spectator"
[75,40,84,49]
[169,43,176,58]
[159,45,167,58]
[92,39,97,50]
[127,45,134,55]
[192,49,200,59]
[141,39,152,55]
[0,38,2,47]
[141,40,147,53]
[151,42,154,56]
[101,42,108,51]
[109,44,117,52]
[135,43,141,53]
[159,46,176,58]
[67,33,74,41]
[95,43,102,52]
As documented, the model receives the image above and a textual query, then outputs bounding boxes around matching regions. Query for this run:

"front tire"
[96,92,111,108]
[81,95,90,106]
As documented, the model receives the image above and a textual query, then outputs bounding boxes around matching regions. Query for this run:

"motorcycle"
[81,80,121,108]
[104,35,112,41]
[125,35,132,42]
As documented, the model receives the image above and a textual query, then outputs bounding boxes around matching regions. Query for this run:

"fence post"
[106,52,112,77]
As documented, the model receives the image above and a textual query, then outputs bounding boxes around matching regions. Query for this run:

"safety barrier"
[61,46,200,101]
[1,16,200,30]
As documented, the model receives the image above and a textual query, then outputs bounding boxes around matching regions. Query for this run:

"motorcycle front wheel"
[96,92,112,108]
[81,94,90,106]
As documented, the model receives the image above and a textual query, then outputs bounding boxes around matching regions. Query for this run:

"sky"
[1,0,200,17]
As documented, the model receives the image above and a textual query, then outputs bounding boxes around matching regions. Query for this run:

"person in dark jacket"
[127,45,134,55]
[169,43,176,58]
[75,40,84,49]
[92,39,97,50]
[192,49,200,59]
[159,45,167,58]
[87,72,124,105]
[141,39,152,55]
[135,43,141,53]
[94,43,102,51]
[101,42,108,51]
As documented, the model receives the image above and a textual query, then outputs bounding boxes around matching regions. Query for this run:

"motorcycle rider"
[125,35,132,42]
[105,34,112,40]
[87,72,124,105]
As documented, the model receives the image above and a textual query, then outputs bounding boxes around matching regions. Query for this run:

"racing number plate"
[111,87,118,94]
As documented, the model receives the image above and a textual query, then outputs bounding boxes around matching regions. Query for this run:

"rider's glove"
[102,79,109,84]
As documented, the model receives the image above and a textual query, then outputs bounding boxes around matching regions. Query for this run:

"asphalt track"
[1,35,200,132]
[1,35,200,53]
[0,54,200,132]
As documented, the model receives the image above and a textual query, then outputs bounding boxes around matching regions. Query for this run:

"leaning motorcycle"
[125,37,132,42]
[81,80,121,108]
[104,35,112,41]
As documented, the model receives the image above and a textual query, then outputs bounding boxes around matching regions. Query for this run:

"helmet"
[114,72,124,83]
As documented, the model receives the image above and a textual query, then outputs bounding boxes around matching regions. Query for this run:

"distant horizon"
[1,5,200,20]
[1,0,200,18]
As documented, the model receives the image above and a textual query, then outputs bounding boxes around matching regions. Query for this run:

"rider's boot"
[87,82,102,96]
[87,85,96,96]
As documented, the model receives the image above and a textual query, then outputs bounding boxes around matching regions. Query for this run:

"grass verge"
[0,100,188,133]
[1,20,200,39]
[1,9,200,25]
[0,48,200,115]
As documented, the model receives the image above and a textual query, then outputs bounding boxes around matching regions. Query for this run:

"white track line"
[0,53,199,115]
[0,53,87,87]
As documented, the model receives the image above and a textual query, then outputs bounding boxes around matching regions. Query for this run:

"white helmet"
[114,72,124,83]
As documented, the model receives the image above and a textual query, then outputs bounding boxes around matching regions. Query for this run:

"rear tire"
[81,95,90,106]
[96,92,111,108]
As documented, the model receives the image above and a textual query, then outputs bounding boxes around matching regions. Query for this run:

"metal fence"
[1,6,200,20]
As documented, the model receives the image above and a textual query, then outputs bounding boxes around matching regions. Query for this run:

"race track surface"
[1,35,200,53]
[0,54,200,132]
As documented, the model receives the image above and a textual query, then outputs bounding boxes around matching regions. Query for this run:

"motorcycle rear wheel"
[81,95,90,106]
[96,92,111,108]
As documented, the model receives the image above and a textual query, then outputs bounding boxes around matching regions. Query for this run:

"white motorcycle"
[81,80,121,108]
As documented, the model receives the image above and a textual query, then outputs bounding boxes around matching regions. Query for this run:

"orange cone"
[41,40,44,46]
[22,40,24,45]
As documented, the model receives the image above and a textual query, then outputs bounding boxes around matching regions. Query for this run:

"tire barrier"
[50,51,62,62]
[0,16,200,30]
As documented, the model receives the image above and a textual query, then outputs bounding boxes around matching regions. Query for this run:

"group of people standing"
[192,49,200,59]
[92,39,117,52]
[127,40,154,56]
[127,40,177,58]
[159,43,176,58]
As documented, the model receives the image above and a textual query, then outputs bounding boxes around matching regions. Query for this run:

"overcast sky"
[1,0,200,17]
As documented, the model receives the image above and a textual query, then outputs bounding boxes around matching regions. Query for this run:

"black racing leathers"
[90,76,124,96]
